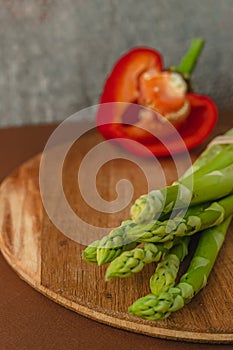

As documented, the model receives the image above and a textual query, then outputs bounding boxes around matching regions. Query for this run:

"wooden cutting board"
[0,128,233,344]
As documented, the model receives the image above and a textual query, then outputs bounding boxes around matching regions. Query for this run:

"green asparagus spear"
[150,237,190,295]
[125,193,233,244]
[97,189,233,265]
[180,127,233,179]
[131,129,233,224]
[131,163,233,224]
[96,192,233,264]
[128,216,232,320]
[180,144,233,181]
[105,240,176,281]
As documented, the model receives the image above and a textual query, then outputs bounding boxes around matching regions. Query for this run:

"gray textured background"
[1,0,233,127]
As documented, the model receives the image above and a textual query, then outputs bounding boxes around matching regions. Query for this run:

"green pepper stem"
[175,38,204,78]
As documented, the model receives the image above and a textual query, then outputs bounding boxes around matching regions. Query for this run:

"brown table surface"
[0,119,232,350]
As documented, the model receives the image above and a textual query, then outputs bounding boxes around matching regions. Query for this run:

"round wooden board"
[0,129,233,344]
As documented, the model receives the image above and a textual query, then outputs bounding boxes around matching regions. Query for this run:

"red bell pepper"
[97,39,217,157]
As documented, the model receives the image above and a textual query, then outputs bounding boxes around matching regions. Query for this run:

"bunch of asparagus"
[82,129,233,320]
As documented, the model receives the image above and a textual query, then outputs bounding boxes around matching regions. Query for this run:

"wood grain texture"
[0,129,233,344]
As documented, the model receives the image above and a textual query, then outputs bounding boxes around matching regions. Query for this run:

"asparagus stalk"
[180,128,233,179]
[131,162,233,224]
[124,193,233,244]
[105,240,177,281]
[94,165,233,265]
[182,143,233,180]
[128,216,232,320]
[96,191,233,264]
[131,128,233,223]
[150,237,190,295]
[180,140,233,181]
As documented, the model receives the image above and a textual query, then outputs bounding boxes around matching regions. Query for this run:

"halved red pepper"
[97,39,217,157]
